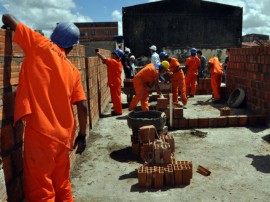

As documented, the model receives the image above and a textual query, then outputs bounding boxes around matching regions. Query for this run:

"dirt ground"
[71,94,270,202]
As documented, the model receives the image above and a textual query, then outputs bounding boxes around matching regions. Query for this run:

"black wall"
[123,0,242,57]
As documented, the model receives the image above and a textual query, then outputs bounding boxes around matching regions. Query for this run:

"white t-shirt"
[151,52,160,65]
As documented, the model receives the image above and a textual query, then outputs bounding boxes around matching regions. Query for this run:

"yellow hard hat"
[161,61,170,69]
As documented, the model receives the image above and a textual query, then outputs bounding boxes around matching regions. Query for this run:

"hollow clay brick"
[154,167,164,189]
[139,125,156,143]
[209,118,218,127]
[198,118,209,128]
[179,118,189,129]
[238,115,248,126]
[217,116,228,127]
[228,116,239,127]
[173,108,183,119]
[220,107,231,116]
[188,119,198,128]
[138,166,147,187]
[182,164,191,185]
[197,165,211,176]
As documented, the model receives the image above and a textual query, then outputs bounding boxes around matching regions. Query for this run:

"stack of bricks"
[0,28,25,202]
[226,47,270,116]
[134,124,193,189]
[138,160,193,188]
[85,48,110,128]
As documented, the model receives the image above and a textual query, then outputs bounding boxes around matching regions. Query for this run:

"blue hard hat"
[50,22,80,48]
[159,52,168,60]
[191,48,197,56]
[113,49,124,59]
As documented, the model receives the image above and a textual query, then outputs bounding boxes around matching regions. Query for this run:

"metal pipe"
[169,93,173,128]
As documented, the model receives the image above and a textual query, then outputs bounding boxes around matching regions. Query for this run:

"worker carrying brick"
[208,57,224,103]
[185,48,200,98]
[159,52,187,106]
[128,61,169,111]
[96,48,124,115]
[2,14,88,201]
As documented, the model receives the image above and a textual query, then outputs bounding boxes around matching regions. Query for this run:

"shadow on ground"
[246,154,270,173]
[110,146,142,163]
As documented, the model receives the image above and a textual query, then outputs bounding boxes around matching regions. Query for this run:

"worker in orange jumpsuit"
[128,61,169,111]
[159,52,187,105]
[96,49,124,116]
[208,57,224,103]
[185,48,200,98]
[2,14,88,201]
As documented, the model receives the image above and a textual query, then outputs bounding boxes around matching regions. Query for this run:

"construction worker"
[2,14,88,201]
[208,57,224,103]
[149,45,160,65]
[159,52,187,105]
[185,48,200,98]
[128,61,170,111]
[96,49,124,115]
[121,47,133,78]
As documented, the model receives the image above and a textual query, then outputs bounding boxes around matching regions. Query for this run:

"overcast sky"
[0,0,269,37]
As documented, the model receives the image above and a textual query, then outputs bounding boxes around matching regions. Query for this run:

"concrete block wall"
[0,28,111,200]
[226,47,270,116]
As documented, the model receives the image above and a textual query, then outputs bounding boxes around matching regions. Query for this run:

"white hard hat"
[125,47,131,53]
[149,45,157,51]
[130,55,135,60]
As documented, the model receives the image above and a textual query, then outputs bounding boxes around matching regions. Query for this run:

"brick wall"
[0,28,110,201]
[226,47,270,116]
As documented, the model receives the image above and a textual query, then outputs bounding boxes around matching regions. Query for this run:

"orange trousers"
[109,85,122,114]
[128,77,149,111]
[211,73,222,99]
[185,74,197,96]
[24,126,74,202]
[172,75,187,105]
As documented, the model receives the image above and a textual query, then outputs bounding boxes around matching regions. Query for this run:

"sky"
[0,0,269,38]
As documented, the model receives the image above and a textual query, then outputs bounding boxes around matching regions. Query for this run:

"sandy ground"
[71,94,270,202]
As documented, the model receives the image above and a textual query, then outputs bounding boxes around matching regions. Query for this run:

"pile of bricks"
[138,160,192,188]
[132,124,193,189]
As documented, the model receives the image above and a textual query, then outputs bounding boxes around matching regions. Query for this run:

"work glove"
[73,132,86,154]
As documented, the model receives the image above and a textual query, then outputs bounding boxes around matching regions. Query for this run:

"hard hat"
[130,55,135,60]
[149,45,157,51]
[125,47,131,53]
[160,61,170,70]
[50,22,80,48]
[159,52,168,60]
[191,48,197,56]
[113,49,124,59]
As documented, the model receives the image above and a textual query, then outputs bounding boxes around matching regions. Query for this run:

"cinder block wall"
[226,47,270,116]
[0,29,110,201]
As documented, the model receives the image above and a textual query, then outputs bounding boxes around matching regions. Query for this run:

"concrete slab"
[71,94,270,202]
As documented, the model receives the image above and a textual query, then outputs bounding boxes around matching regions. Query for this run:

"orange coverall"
[128,63,159,111]
[14,23,86,201]
[208,57,224,100]
[167,58,187,105]
[105,58,123,114]
[185,56,200,96]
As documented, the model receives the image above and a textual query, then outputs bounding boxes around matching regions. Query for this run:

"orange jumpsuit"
[13,23,86,201]
[128,63,159,111]
[208,57,224,100]
[105,58,123,114]
[167,58,187,105]
[185,56,200,96]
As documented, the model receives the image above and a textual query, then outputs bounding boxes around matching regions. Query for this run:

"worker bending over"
[185,48,200,98]
[128,61,169,111]
[208,57,224,103]
[96,49,124,115]
[159,52,187,106]
[2,13,88,201]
